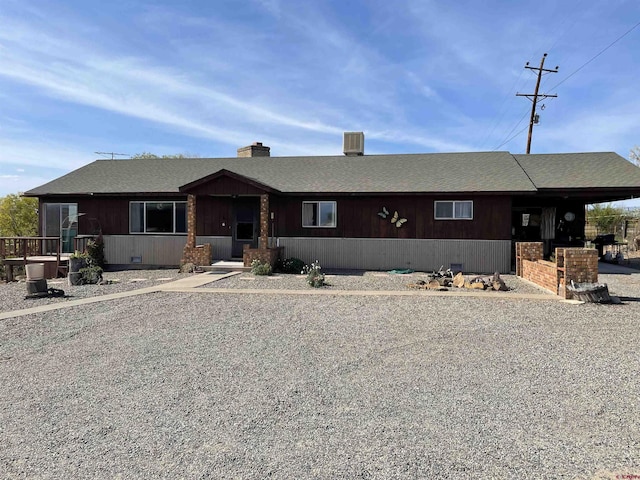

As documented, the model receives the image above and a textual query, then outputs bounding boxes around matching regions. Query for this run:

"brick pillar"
[187,194,196,249]
[181,194,212,267]
[259,194,269,249]
[561,248,598,299]
[516,242,543,277]
[563,248,598,284]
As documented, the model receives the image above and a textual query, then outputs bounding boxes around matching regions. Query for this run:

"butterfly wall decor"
[377,207,407,227]
[391,210,408,228]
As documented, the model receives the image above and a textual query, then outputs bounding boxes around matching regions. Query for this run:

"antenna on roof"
[95,152,129,159]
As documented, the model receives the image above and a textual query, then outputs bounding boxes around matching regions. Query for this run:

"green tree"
[0,194,39,236]
[586,203,626,234]
[130,152,200,159]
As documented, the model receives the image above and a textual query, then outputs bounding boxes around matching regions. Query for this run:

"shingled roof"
[513,152,640,190]
[23,151,640,197]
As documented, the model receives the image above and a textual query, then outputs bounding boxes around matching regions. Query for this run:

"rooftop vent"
[343,132,364,156]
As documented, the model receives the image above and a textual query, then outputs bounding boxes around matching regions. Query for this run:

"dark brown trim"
[272,190,537,197]
[179,169,279,194]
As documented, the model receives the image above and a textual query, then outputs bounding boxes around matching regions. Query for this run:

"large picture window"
[302,201,336,228]
[434,200,473,220]
[130,201,187,234]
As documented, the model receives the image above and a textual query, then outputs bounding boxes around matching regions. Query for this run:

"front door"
[232,198,259,258]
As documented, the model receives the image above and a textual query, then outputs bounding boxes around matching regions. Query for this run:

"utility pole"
[516,53,558,154]
[94,152,129,159]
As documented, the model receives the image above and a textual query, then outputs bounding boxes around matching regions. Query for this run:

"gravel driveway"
[1,268,640,478]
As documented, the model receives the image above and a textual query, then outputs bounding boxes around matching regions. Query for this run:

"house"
[23,133,640,273]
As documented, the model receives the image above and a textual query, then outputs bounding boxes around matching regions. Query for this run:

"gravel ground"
[0,269,188,313]
[199,270,548,296]
[1,268,640,478]
[1,270,548,314]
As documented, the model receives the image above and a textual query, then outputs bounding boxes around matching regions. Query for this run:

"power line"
[516,53,559,154]
[492,108,530,150]
[544,0,587,54]
[486,1,609,152]
[476,68,526,150]
[548,19,640,92]
[493,124,530,151]
[483,0,582,151]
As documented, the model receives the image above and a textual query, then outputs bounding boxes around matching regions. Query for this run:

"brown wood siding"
[186,176,266,196]
[39,195,187,235]
[196,196,234,236]
[37,194,512,240]
[272,195,512,240]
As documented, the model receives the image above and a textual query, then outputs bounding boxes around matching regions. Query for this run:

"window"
[130,201,188,234]
[302,201,336,227]
[43,203,79,253]
[434,200,473,220]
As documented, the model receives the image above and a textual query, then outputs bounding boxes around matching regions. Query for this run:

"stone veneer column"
[187,194,196,249]
[260,194,269,249]
[181,194,212,267]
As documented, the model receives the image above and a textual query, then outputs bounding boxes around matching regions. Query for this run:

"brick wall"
[521,259,558,294]
[243,245,283,268]
[557,247,598,299]
[516,242,599,299]
[181,243,212,267]
[515,242,543,276]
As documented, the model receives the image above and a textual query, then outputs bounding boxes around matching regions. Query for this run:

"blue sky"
[1,0,639,205]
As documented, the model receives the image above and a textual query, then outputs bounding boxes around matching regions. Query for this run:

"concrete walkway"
[0,271,240,321]
[598,261,640,275]
[1,271,562,321]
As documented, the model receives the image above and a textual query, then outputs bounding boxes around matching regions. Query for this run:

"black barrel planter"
[68,256,88,286]
[567,282,612,303]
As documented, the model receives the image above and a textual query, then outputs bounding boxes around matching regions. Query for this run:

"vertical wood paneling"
[197,196,234,236]
[43,193,512,241]
[273,195,512,240]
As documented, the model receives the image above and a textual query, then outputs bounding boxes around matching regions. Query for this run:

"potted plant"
[68,251,89,273]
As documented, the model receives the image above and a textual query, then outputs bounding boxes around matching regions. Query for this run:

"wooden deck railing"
[0,237,61,261]
[74,235,97,254]
[0,237,64,282]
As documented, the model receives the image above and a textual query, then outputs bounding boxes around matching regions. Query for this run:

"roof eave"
[179,169,280,194]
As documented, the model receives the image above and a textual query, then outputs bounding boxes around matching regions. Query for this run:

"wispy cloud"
[0,134,91,170]
[0,0,638,199]
[0,13,345,149]
[0,2,470,161]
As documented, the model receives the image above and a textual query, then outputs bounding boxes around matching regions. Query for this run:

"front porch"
[180,191,282,270]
